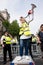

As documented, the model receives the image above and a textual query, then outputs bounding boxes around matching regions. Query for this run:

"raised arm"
[8,34,13,39]
[28,12,34,24]
[26,4,36,24]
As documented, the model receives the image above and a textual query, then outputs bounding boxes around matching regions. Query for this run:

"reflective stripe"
[19,31,23,35]
[19,27,24,35]
[6,42,11,44]
[24,31,31,36]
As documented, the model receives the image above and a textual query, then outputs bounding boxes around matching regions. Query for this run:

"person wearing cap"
[1,31,12,64]
[19,16,33,58]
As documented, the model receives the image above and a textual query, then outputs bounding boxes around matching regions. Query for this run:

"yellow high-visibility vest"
[19,27,24,35]
[32,37,37,42]
[5,36,12,44]
[19,22,31,36]
[11,39,16,43]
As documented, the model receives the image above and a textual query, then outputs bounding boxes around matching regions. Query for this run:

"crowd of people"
[0,16,43,64]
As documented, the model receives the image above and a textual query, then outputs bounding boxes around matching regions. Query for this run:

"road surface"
[0,59,43,65]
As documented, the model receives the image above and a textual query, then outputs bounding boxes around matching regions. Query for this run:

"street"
[0,45,43,65]
[35,59,43,65]
[0,58,43,65]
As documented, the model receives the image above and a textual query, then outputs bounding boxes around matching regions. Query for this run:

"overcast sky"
[0,0,43,34]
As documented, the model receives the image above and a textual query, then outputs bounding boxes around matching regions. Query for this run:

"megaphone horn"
[31,4,36,10]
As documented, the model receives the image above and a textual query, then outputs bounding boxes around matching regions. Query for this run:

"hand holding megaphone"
[25,10,33,18]
[28,10,33,15]
[25,4,36,18]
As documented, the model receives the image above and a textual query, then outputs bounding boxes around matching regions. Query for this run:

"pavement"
[0,45,43,65]
[0,58,43,65]
[35,59,43,65]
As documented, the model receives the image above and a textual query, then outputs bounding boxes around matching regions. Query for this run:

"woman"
[19,16,33,58]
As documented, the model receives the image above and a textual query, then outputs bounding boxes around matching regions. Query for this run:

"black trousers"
[29,43,33,58]
[28,37,33,58]
[40,41,43,52]
[3,44,12,62]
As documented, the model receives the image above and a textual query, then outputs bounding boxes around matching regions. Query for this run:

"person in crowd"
[11,36,18,53]
[1,31,12,64]
[37,24,43,58]
[32,34,37,44]
[19,16,33,58]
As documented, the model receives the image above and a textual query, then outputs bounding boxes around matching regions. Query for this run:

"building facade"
[0,9,10,38]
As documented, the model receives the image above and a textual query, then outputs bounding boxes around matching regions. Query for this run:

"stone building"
[0,9,10,38]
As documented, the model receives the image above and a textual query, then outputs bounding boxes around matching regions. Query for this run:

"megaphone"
[25,4,36,18]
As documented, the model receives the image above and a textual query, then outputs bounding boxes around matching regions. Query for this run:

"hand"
[8,34,12,38]
[37,40,41,44]
[28,10,33,15]
[2,44,4,48]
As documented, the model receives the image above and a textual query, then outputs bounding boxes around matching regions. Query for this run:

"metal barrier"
[0,46,3,61]
[31,44,42,57]
[0,44,42,61]
[11,44,42,57]
[0,46,3,56]
[11,44,20,56]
